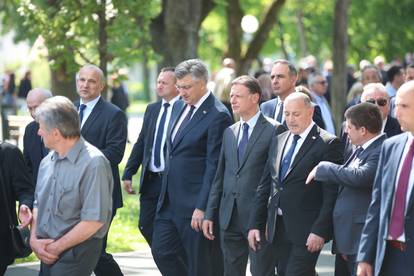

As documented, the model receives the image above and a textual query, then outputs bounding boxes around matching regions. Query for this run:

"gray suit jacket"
[316,134,386,255]
[205,113,286,232]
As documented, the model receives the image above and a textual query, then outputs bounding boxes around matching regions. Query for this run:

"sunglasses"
[366,98,388,107]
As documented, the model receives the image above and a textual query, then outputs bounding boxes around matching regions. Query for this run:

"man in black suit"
[307,103,386,275]
[122,67,179,246]
[76,64,128,276]
[202,75,285,276]
[23,88,52,186]
[260,59,325,129]
[248,92,343,276]
[151,59,233,276]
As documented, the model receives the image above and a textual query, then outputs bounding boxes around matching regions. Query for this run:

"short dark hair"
[273,59,298,77]
[344,102,382,134]
[387,65,403,82]
[231,75,262,100]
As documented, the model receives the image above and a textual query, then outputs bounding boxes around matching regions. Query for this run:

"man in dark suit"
[151,59,233,276]
[122,67,179,246]
[357,81,414,276]
[76,64,127,276]
[248,92,343,276]
[202,75,286,276]
[23,88,52,185]
[306,103,386,275]
[260,59,325,129]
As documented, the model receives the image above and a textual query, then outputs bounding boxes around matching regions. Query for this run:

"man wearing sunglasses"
[361,83,402,139]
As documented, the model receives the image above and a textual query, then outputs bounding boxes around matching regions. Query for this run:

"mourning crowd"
[1,57,414,276]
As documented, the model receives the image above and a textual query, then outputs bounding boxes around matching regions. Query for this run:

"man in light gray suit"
[202,75,286,276]
[306,102,386,276]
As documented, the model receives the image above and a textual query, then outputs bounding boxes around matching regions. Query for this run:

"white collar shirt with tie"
[237,110,261,144]
[79,96,101,128]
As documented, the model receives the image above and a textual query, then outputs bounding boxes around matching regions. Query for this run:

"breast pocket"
[55,181,79,217]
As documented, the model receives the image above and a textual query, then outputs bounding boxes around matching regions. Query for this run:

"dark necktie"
[279,134,301,181]
[276,101,284,123]
[174,105,195,143]
[347,146,364,165]
[79,104,87,125]
[389,139,414,239]
[238,123,249,164]
[154,103,170,168]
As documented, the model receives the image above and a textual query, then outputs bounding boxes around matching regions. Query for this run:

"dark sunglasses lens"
[366,99,376,104]
[377,99,387,106]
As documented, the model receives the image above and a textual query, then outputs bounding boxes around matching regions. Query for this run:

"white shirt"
[237,111,260,145]
[79,96,101,128]
[281,121,316,164]
[150,96,180,172]
[171,91,211,141]
[349,134,385,168]
[389,133,414,242]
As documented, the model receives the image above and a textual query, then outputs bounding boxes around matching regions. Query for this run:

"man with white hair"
[23,88,53,186]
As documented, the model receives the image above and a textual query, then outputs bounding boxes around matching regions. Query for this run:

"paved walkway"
[6,243,335,276]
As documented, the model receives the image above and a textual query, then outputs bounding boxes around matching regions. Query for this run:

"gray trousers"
[39,238,102,276]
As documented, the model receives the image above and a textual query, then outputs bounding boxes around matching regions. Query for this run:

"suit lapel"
[271,98,278,118]
[275,131,290,180]
[172,94,213,149]
[81,97,104,134]
[238,114,267,170]
[147,102,162,148]
[167,100,185,148]
[231,122,240,163]
[286,125,319,178]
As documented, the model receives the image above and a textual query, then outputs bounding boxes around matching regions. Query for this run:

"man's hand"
[306,233,325,252]
[18,204,32,228]
[46,241,64,257]
[306,166,318,184]
[357,262,373,276]
[123,180,136,194]
[30,237,58,264]
[202,220,215,240]
[247,229,261,252]
[191,209,204,232]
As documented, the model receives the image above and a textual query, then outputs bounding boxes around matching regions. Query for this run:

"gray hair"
[285,91,312,108]
[307,72,324,87]
[273,59,298,77]
[174,59,209,83]
[35,96,80,138]
[361,83,389,100]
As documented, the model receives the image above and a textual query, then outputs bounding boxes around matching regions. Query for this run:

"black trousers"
[93,210,123,276]
[380,242,414,276]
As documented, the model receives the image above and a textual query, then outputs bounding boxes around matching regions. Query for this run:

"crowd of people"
[1,56,414,276]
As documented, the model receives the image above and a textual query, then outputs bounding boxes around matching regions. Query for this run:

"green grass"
[16,142,146,263]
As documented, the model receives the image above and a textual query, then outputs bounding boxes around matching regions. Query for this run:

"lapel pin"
[312,136,316,140]
[203,110,207,114]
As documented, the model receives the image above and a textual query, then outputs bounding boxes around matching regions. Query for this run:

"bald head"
[26,88,53,119]
[395,80,414,133]
[284,93,314,134]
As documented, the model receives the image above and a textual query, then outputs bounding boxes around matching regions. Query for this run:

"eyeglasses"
[366,98,388,107]
[315,80,327,85]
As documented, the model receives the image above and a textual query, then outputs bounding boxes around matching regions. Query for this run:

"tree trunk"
[50,62,76,101]
[98,0,108,100]
[331,0,350,133]
[226,0,243,63]
[278,20,289,60]
[296,9,308,57]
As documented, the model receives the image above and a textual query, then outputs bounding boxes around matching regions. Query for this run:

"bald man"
[248,93,342,275]
[361,83,402,138]
[357,81,414,276]
[23,88,53,186]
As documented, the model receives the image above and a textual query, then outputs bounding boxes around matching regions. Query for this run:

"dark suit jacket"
[76,97,127,210]
[260,97,326,130]
[122,101,181,194]
[0,142,33,265]
[205,114,286,232]
[157,93,233,218]
[250,124,343,245]
[357,133,414,275]
[316,134,386,255]
[23,121,48,186]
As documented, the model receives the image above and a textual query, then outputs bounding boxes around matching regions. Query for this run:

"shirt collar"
[162,95,180,106]
[51,137,84,164]
[193,90,211,109]
[296,121,316,140]
[80,95,101,109]
[361,133,386,150]
[240,110,261,130]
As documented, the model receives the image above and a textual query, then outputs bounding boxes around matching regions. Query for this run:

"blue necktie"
[238,123,249,164]
[174,105,195,143]
[79,104,87,125]
[154,103,170,168]
[276,101,284,123]
[280,134,301,181]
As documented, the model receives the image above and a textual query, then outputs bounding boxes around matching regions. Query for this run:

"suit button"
[280,187,284,191]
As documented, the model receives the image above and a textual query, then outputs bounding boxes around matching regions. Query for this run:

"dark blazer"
[205,114,286,232]
[316,134,386,255]
[357,133,414,275]
[76,97,127,210]
[0,142,33,266]
[250,124,343,245]
[260,97,326,129]
[122,101,181,193]
[157,93,233,218]
[23,121,48,186]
